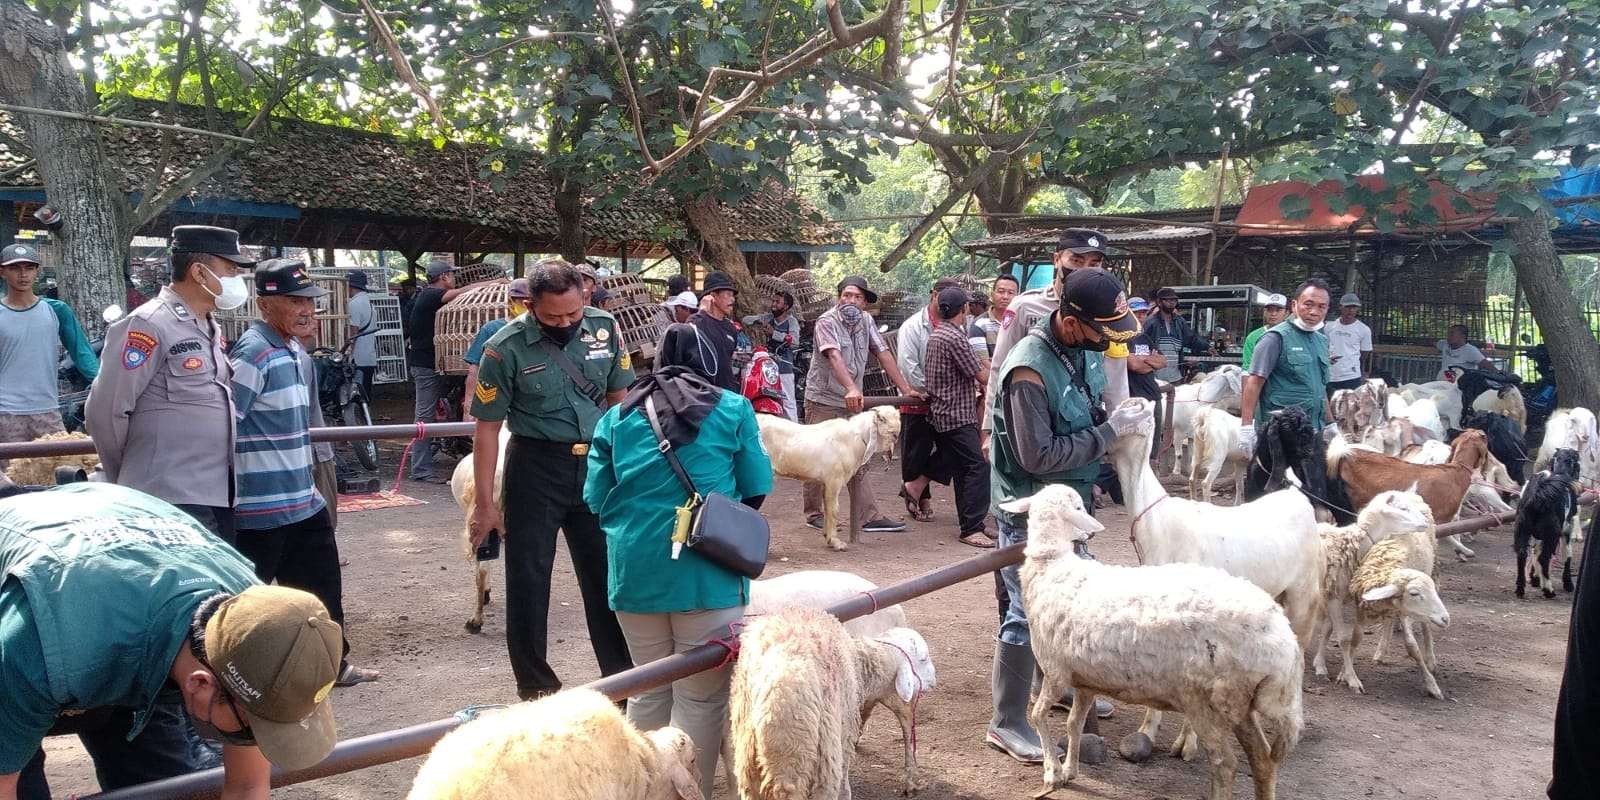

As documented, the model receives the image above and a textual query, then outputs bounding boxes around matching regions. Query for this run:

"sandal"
[335,663,382,687]
[959,530,997,549]
[899,486,935,522]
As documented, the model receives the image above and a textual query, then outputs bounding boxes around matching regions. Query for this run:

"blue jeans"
[19,699,220,800]
[996,484,1094,648]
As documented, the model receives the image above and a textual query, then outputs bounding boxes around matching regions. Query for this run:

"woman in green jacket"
[584,323,773,797]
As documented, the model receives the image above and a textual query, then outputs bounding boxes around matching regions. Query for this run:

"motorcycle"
[311,343,380,470]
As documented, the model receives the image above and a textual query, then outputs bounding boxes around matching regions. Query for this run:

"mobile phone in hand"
[475,530,501,561]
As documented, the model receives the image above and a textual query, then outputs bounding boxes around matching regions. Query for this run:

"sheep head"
[1361,490,1433,535]
[870,627,937,703]
[643,726,703,800]
[1361,568,1449,628]
[870,406,901,460]
[999,483,1103,553]
[1551,447,1582,481]
[1198,365,1242,405]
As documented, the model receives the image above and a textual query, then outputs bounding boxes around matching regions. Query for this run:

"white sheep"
[1107,397,1322,762]
[1395,396,1447,443]
[406,687,702,800]
[450,426,508,633]
[747,570,908,637]
[1469,383,1526,435]
[1338,530,1450,699]
[757,407,900,551]
[728,607,935,799]
[1004,485,1303,800]
[1167,365,1243,478]
[1310,490,1434,680]
[1397,381,1463,431]
[1188,405,1247,503]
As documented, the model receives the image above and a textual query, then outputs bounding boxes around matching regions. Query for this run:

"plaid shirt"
[925,320,983,432]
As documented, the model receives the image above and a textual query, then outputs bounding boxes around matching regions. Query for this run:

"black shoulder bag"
[643,394,769,579]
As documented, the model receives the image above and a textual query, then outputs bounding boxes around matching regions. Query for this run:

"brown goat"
[1327,430,1489,524]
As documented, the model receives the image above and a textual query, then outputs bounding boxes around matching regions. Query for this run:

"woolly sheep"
[450,425,509,633]
[757,407,900,551]
[1310,490,1434,680]
[1004,485,1303,800]
[1107,398,1322,761]
[1338,531,1449,699]
[747,570,908,637]
[2,431,99,486]
[406,687,702,800]
[729,607,935,800]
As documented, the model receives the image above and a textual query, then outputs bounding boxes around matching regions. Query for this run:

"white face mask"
[203,266,250,311]
[1290,316,1324,333]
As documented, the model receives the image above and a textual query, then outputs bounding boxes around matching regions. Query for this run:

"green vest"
[0,484,259,745]
[1257,321,1330,430]
[990,327,1105,527]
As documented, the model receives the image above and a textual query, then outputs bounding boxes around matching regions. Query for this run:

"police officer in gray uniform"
[86,226,253,544]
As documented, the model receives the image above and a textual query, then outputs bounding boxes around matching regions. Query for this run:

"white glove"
[1238,423,1258,455]
[1106,404,1144,437]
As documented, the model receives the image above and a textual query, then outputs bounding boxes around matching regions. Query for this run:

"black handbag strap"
[643,395,699,503]
[536,337,607,406]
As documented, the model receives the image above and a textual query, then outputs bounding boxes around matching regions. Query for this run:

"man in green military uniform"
[467,260,634,700]
[1239,278,1334,453]
[985,268,1144,764]
[0,481,343,800]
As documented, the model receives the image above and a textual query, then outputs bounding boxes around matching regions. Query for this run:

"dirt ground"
[43,433,1571,800]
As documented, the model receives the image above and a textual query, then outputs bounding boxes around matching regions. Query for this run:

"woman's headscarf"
[618,323,724,448]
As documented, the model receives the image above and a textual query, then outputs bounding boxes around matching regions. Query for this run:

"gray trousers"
[616,605,744,798]
[410,366,442,478]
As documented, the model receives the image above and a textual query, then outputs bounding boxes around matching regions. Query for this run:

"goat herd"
[407,368,1584,800]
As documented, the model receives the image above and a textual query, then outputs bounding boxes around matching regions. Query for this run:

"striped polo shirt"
[229,320,325,530]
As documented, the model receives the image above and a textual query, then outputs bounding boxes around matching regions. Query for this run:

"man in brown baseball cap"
[1,482,342,798]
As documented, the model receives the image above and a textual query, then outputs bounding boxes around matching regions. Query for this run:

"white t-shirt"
[1325,318,1372,381]
[1437,339,1486,379]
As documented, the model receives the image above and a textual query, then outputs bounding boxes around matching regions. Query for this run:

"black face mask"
[540,320,582,346]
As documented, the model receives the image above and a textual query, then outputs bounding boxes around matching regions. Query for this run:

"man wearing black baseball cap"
[1145,286,1212,382]
[985,267,1144,763]
[405,259,467,483]
[0,242,99,471]
[227,259,380,689]
[87,225,256,544]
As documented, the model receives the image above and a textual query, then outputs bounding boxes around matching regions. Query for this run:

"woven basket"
[873,289,914,330]
[860,328,900,397]
[434,280,511,375]
[217,276,349,348]
[455,261,507,287]
[600,273,654,307]
[779,268,833,321]
[613,303,666,366]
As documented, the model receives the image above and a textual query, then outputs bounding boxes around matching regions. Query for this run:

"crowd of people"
[0,221,1571,800]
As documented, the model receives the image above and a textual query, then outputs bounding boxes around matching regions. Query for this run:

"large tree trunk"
[553,180,588,263]
[683,193,760,314]
[0,0,128,336]
[1510,205,1600,410]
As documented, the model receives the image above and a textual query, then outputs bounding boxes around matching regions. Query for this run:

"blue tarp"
[1543,167,1600,228]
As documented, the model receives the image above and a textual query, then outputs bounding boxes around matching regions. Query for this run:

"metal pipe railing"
[77,500,1524,799]
[87,542,1026,800]
[0,422,476,460]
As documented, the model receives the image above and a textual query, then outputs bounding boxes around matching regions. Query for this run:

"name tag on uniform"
[585,349,612,360]
[520,364,547,375]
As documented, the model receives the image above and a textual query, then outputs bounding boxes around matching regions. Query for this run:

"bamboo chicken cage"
[433,280,511,375]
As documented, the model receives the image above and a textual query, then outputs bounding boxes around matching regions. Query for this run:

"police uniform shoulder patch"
[123,331,158,370]
[1000,309,1016,330]
[474,381,499,405]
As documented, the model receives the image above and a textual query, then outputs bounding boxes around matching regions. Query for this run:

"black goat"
[1460,408,1529,483]
[1244,406,1347,519]
[1515,447,1581,599]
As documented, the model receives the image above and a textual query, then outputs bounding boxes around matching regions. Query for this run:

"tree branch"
[593,0,657,171]
[356,0,446,131]
[877,150,1006,273]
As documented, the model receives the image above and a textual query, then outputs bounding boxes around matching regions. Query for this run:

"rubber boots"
[986,639,1054,763]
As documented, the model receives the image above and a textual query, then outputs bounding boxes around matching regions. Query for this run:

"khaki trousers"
[615,605,744,798]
